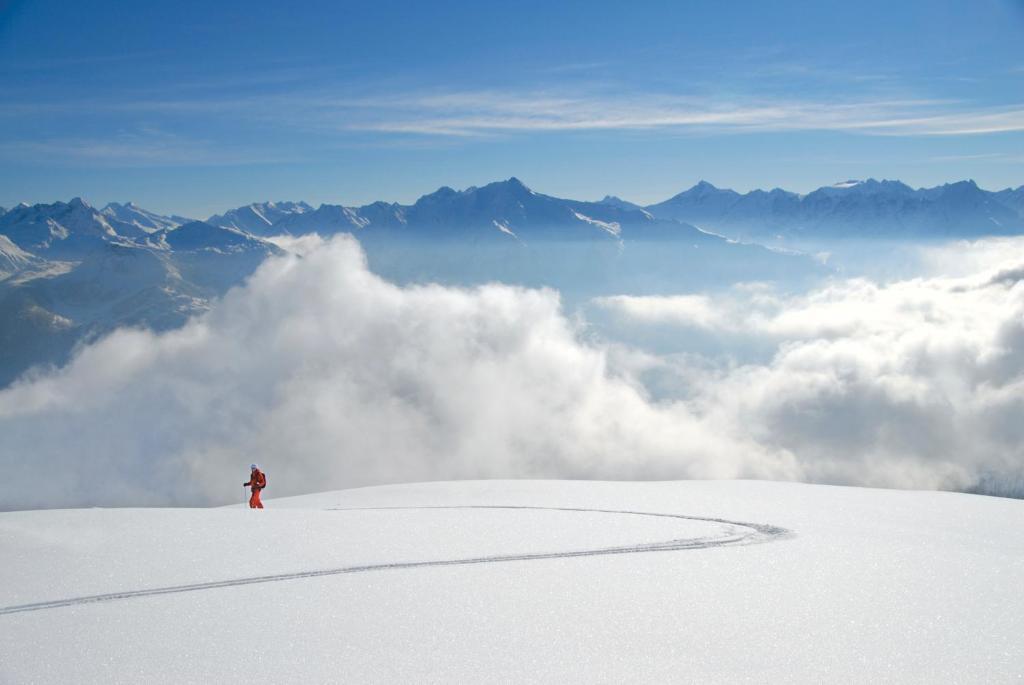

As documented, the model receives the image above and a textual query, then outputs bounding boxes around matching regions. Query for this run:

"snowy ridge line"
[0,505,791,616]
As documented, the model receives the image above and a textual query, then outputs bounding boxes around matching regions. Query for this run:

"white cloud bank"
[596,257,1024,495]
[2,236,1023,509]
[0,237,795,509]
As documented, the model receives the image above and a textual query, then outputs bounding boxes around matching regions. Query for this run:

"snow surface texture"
[0,480,1021,683]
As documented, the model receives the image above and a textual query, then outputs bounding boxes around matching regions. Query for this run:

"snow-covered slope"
[0,479,1020,683]
[0,213,282,386]
[0,241,213,384]
[272,202,372,235]
[146,220,279,253]
[0,234,41,281]
[100,201,191,233]
[146,221,284,292]
[207,201,314,236]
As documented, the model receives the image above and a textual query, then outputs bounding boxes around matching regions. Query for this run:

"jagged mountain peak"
[476,177,534,197]
[0,197,137,254]
[664,181,739,202]
[412,185,459,205]
[939,179,981,193]
[423,177,534,201]
[360,200,401,210]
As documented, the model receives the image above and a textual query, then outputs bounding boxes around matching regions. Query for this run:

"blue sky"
[1,0,1023,217]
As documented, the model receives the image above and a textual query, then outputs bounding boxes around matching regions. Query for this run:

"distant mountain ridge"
[219,178,659,242]
[642,178,1024,243]
[196,177,1024,247]
[7,177,1017,245]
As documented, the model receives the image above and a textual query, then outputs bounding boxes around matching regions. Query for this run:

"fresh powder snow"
[1,479,1021,683]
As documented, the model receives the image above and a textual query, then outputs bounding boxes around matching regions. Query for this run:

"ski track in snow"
[0,505,792,616]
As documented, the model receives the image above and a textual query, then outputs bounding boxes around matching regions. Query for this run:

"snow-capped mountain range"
[199,178,1024,243]
[0,176,1020,386]
[224,178,657,240]
[643,178,1024,243]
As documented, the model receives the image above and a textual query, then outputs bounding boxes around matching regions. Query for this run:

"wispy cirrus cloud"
[338,91,1024,138]
[3,82,1024,138]
[2,84,1023,167]
[35,86,998,139]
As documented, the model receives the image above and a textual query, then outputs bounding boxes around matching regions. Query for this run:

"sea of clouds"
[1,235,1023,508]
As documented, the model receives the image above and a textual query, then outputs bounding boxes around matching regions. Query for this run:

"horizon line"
[5,175,1022,220]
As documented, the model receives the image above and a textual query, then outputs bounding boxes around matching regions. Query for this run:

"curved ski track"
[0,505,792,616]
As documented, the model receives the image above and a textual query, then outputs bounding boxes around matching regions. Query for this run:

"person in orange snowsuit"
[244,464,266,509]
